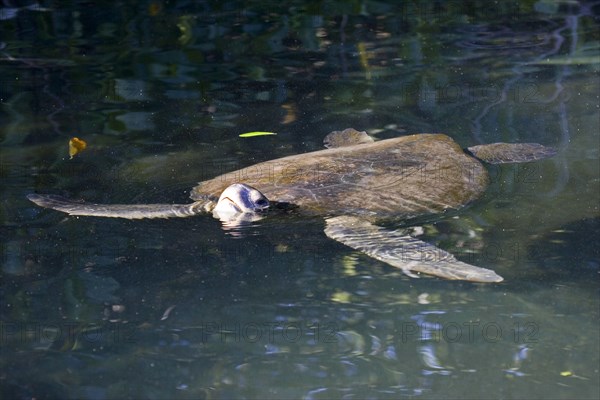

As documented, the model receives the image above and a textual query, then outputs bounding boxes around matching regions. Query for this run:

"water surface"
[1,1,599,399]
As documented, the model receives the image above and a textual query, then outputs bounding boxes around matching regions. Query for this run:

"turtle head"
[213,183,269,226]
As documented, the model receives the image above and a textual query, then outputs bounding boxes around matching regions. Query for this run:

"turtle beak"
[253,199,270,213]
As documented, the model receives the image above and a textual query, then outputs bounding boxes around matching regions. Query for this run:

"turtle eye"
[255,198,268,207]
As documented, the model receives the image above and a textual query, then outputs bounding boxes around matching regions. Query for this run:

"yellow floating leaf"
[239,131,277,138]
[281,103,297,124]
[560,371,572,377]
[68,137,87,159]
[331,290,351,303]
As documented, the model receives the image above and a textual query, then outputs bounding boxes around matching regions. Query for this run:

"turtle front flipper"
[324,216,503,283]
[27,194,210,219]
[467,142,556,164]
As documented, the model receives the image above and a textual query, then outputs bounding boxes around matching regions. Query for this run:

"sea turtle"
[27,129,556,283]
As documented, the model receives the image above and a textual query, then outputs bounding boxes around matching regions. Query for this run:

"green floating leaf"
[239,131,277,138]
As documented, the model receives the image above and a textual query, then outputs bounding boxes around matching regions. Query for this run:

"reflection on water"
[1,1,599,399]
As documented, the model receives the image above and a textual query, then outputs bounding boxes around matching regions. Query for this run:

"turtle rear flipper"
[323,128,375,148]
[324,216,503,283]
[468,142,557,164]
[27,194,209,219]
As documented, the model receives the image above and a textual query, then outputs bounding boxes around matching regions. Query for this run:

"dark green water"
[1,1,599,399]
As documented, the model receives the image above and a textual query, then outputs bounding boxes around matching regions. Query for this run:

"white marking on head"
[213,183,269,225]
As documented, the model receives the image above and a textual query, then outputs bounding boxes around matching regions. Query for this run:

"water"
[1,1,599,399]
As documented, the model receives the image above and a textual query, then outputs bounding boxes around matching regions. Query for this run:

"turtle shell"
[191,134,489,221]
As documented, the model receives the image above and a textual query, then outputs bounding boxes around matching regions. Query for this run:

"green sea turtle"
[27,129,556,283]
